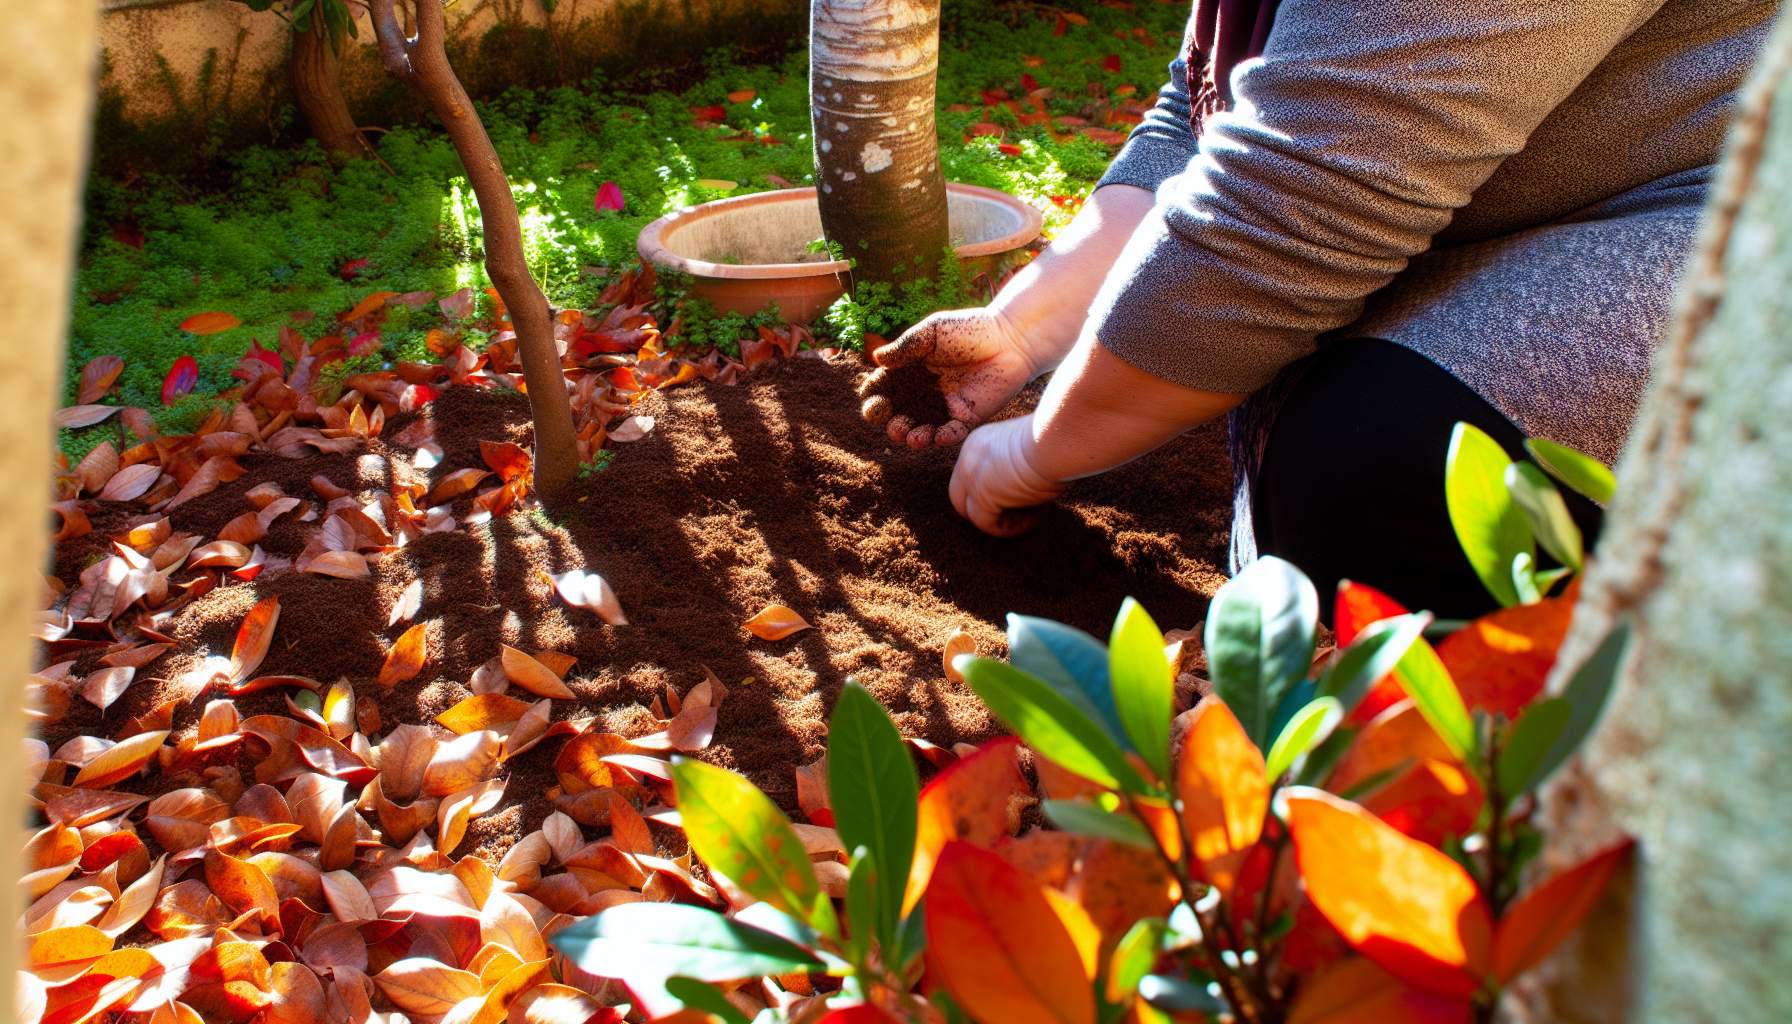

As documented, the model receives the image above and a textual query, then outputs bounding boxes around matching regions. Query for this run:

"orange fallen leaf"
[341,291,398,322]
[180,311,241,334]
[229,595,281,686]
[430,467,491,504]
[942,628,975,683]
[745,603,811,641]
[500,644,576,699]
[56,404,122,429]
[545,568,628,625]
[378,623,429,688]
[78,355,125,405]
[73,731,170,788]
[437,692,533,734]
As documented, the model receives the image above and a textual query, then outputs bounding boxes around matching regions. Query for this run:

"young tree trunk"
[291,18,363,157]
[810,0,951,288]
[368,0,581,503]
[1509,10,1792,1021]
[3,1,97,1007]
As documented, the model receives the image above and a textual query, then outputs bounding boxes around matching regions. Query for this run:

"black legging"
[1251,338,1603,622]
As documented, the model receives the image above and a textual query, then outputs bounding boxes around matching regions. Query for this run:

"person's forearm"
[988,185,1157,372]
[1024,332,1247,483]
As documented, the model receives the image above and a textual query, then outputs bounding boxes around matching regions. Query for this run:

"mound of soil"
[44,355,1232,859]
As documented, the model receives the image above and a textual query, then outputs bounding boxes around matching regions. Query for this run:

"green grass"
[64,0,1187,458]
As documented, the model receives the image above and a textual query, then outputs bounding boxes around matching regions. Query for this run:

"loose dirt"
[43,355,1233,859]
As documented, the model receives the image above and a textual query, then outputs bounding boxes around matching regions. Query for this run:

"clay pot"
[636,183,1044,322]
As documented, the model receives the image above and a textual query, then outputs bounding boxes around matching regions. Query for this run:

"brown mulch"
[42,354,1232,860]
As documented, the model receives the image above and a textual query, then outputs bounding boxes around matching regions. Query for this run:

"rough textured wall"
[1513,9,1792,1022]
[2,0,96,1008]
[94,0,807,172]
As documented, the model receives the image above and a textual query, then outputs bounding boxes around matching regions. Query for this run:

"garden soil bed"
[44,355,1232,861]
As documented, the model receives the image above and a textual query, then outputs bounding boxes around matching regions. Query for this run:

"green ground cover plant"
[65,0,1186,457]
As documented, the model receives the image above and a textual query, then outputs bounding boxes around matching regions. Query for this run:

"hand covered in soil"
[949,414,1065,536]
[857,307,1040,448]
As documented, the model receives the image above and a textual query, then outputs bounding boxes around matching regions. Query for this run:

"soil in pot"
[41,357,1232,861]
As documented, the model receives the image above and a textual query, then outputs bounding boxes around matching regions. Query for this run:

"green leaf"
[1264,697,1343,781]
[1392,635,1478,762]
[1106,918,1168,1004]
[1203,556,1319,751]
[550,902,823,982]
[1041,799,1156,849]
[1507,461,1583,573]
[1108,599,1173,780]
[827,681,918,948]
[961,657,1148,794]
[1529,623,1630,787]
[1293,723,1357,787]
[662,978,753,1024]
[1007,614,1128,747]
[1446,422,1534,607]
[1317,613,1430,713]
[671,759,838,937]
[1139,974,1227,1014]
[1497,697,1571,796]
[1526,438,1617,505]
[843,848,880,962]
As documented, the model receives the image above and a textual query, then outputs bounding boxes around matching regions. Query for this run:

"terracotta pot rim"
[636,182,1045,282]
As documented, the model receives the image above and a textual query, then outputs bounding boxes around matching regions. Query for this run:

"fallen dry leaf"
[378,623,430,688]
[500,644,576,699]
[745,603,812,641]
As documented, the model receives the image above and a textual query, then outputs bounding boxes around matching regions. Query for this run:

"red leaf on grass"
[905,736,1024,912]
[78,356,125,405]
[338,258,370,280]
[689,104,727,124]
[998,143,1023,156]
[1287,788,1491,998]
[180,311,240,335]
[161,355,199,405]
[1177,698,1268,896]
[924,841,1096,1024]
[1492,839,1633,983]
[594,181,625,213]
[1103,54,1122,72]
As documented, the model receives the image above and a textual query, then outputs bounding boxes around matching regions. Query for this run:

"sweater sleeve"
[1096,54,1198,193]
[1087,0,1667,395]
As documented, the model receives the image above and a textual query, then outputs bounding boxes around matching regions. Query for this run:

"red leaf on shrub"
[338,257,370,280]
[998,143,1023,156]
[1492,839,1634,983]
[904,736,1024,913]
[181,311,241,335]
[924,841,1096,1024]
[161,355,199,405]
[1436,589,1576,718]
[1286,788,1491,998]
[1336,581,1408,646]
[1360,760,1483,848]
[1288,958,1471,1023]
[817,1008,901,1024]
[594,181,625,213]
[1177,698,1267,897]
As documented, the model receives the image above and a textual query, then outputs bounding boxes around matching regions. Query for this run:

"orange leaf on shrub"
[924,841,1096,1024]
[1493,839,1634,983]
[1360,760,1484,848]
[1335,582,1412,724]
[1436,590,1576,718]
[378,624,429,688]
[1328,701,1456,795]
[817,1007,901,1023]
[1289,958,1471,1023]
[1286,788,1491,998]
[744,603,811,641]
[1176,698,1267,896]
[904,737,1024,912]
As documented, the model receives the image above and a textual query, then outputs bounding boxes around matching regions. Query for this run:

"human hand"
[948,414,1065,536]
[856,307,1040,449]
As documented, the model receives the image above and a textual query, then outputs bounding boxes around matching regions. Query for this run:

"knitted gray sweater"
[1092,0,1775,469]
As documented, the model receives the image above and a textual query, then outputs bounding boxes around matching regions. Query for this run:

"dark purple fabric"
[1187,0,1282,134]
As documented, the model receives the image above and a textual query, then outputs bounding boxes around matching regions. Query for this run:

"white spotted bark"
[1508,10,1792,1021]
[811,0,951,287]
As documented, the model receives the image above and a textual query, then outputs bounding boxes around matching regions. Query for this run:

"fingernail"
[906,424,935,449]
[861,394,893,425]
[886,415,915,443]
